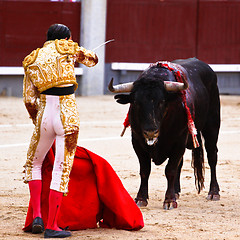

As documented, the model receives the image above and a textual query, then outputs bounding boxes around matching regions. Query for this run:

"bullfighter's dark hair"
[47,24,71,41]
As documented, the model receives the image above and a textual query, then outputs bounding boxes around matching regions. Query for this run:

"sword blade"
[92,39,115,51]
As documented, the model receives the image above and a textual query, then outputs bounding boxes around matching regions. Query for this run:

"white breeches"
[24,94,80,193]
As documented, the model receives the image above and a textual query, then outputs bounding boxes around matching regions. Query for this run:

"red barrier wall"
[0,1,81,66]
[105,0,198,63]
[105,0,240,64]
[197,0,240,64]
[0,0,240,66]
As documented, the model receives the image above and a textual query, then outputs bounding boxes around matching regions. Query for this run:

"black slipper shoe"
[32,217,44,234]
[44,229,72,238]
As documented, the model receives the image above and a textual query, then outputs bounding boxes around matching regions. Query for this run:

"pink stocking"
[28,180,42,219]
[46,189,63,231]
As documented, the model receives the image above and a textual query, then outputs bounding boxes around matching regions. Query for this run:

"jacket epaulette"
[22,48,40,70]
[55,39,78,55]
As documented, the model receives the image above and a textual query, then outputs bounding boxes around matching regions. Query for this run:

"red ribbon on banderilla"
[120,111,130,137]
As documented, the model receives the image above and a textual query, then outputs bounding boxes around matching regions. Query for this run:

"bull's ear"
[114,94,132,104]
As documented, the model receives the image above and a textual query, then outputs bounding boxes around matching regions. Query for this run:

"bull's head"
[108,63,188,146]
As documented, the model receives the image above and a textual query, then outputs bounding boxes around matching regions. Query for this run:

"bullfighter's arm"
[23,73,39,125]
[75,46,98,67]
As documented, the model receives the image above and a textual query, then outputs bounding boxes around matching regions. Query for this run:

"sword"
[92,39,115,51]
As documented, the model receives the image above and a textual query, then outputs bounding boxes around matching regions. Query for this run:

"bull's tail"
[191,133,205,193]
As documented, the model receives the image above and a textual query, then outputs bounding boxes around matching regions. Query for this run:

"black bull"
[108,58,220,209]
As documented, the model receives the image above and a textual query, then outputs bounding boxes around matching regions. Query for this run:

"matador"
[22,24,98,238]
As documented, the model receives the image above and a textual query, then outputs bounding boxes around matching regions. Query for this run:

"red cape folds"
[23,145,144,232]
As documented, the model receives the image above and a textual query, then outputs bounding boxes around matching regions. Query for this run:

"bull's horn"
[108,78,134,93]
[164,81,188,91]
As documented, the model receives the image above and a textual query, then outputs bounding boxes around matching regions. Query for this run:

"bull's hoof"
[135,198,148,207]
[163,201,178,210]
[207,194,220,201]
[175,193,180,200]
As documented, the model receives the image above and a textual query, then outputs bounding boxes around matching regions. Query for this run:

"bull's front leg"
[136,156,151,207]
[132,137,151,207]
[164,161,179,210]
[174,157,183,199]
[164,149,185,210]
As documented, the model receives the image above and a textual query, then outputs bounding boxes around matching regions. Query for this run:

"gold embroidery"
[65,130,79,154]
[23,40,98,94]
[55,39,77,55]
[22,48,40,69]
[24,42,78,93]
[24,95,46,182]
[58,94,80,193]
[22,39,97,191]
[23,94,80,192]
[76,46,98,67]
[23,74,40,124]
[24,102,38,124]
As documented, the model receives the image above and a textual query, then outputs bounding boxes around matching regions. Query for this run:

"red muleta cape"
[23,145,144,232]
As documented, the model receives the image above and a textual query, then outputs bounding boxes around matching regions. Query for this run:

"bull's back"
[172,58,217,90]
[172,58,220,131]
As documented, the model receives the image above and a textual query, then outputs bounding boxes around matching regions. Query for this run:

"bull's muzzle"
[143,130,159,146]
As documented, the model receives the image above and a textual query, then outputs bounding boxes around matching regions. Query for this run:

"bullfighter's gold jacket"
[23,39,98,123]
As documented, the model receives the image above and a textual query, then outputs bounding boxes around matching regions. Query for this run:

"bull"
[108,58,220,209]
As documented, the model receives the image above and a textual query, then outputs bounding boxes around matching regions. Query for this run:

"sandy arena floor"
[0,95,240,240]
